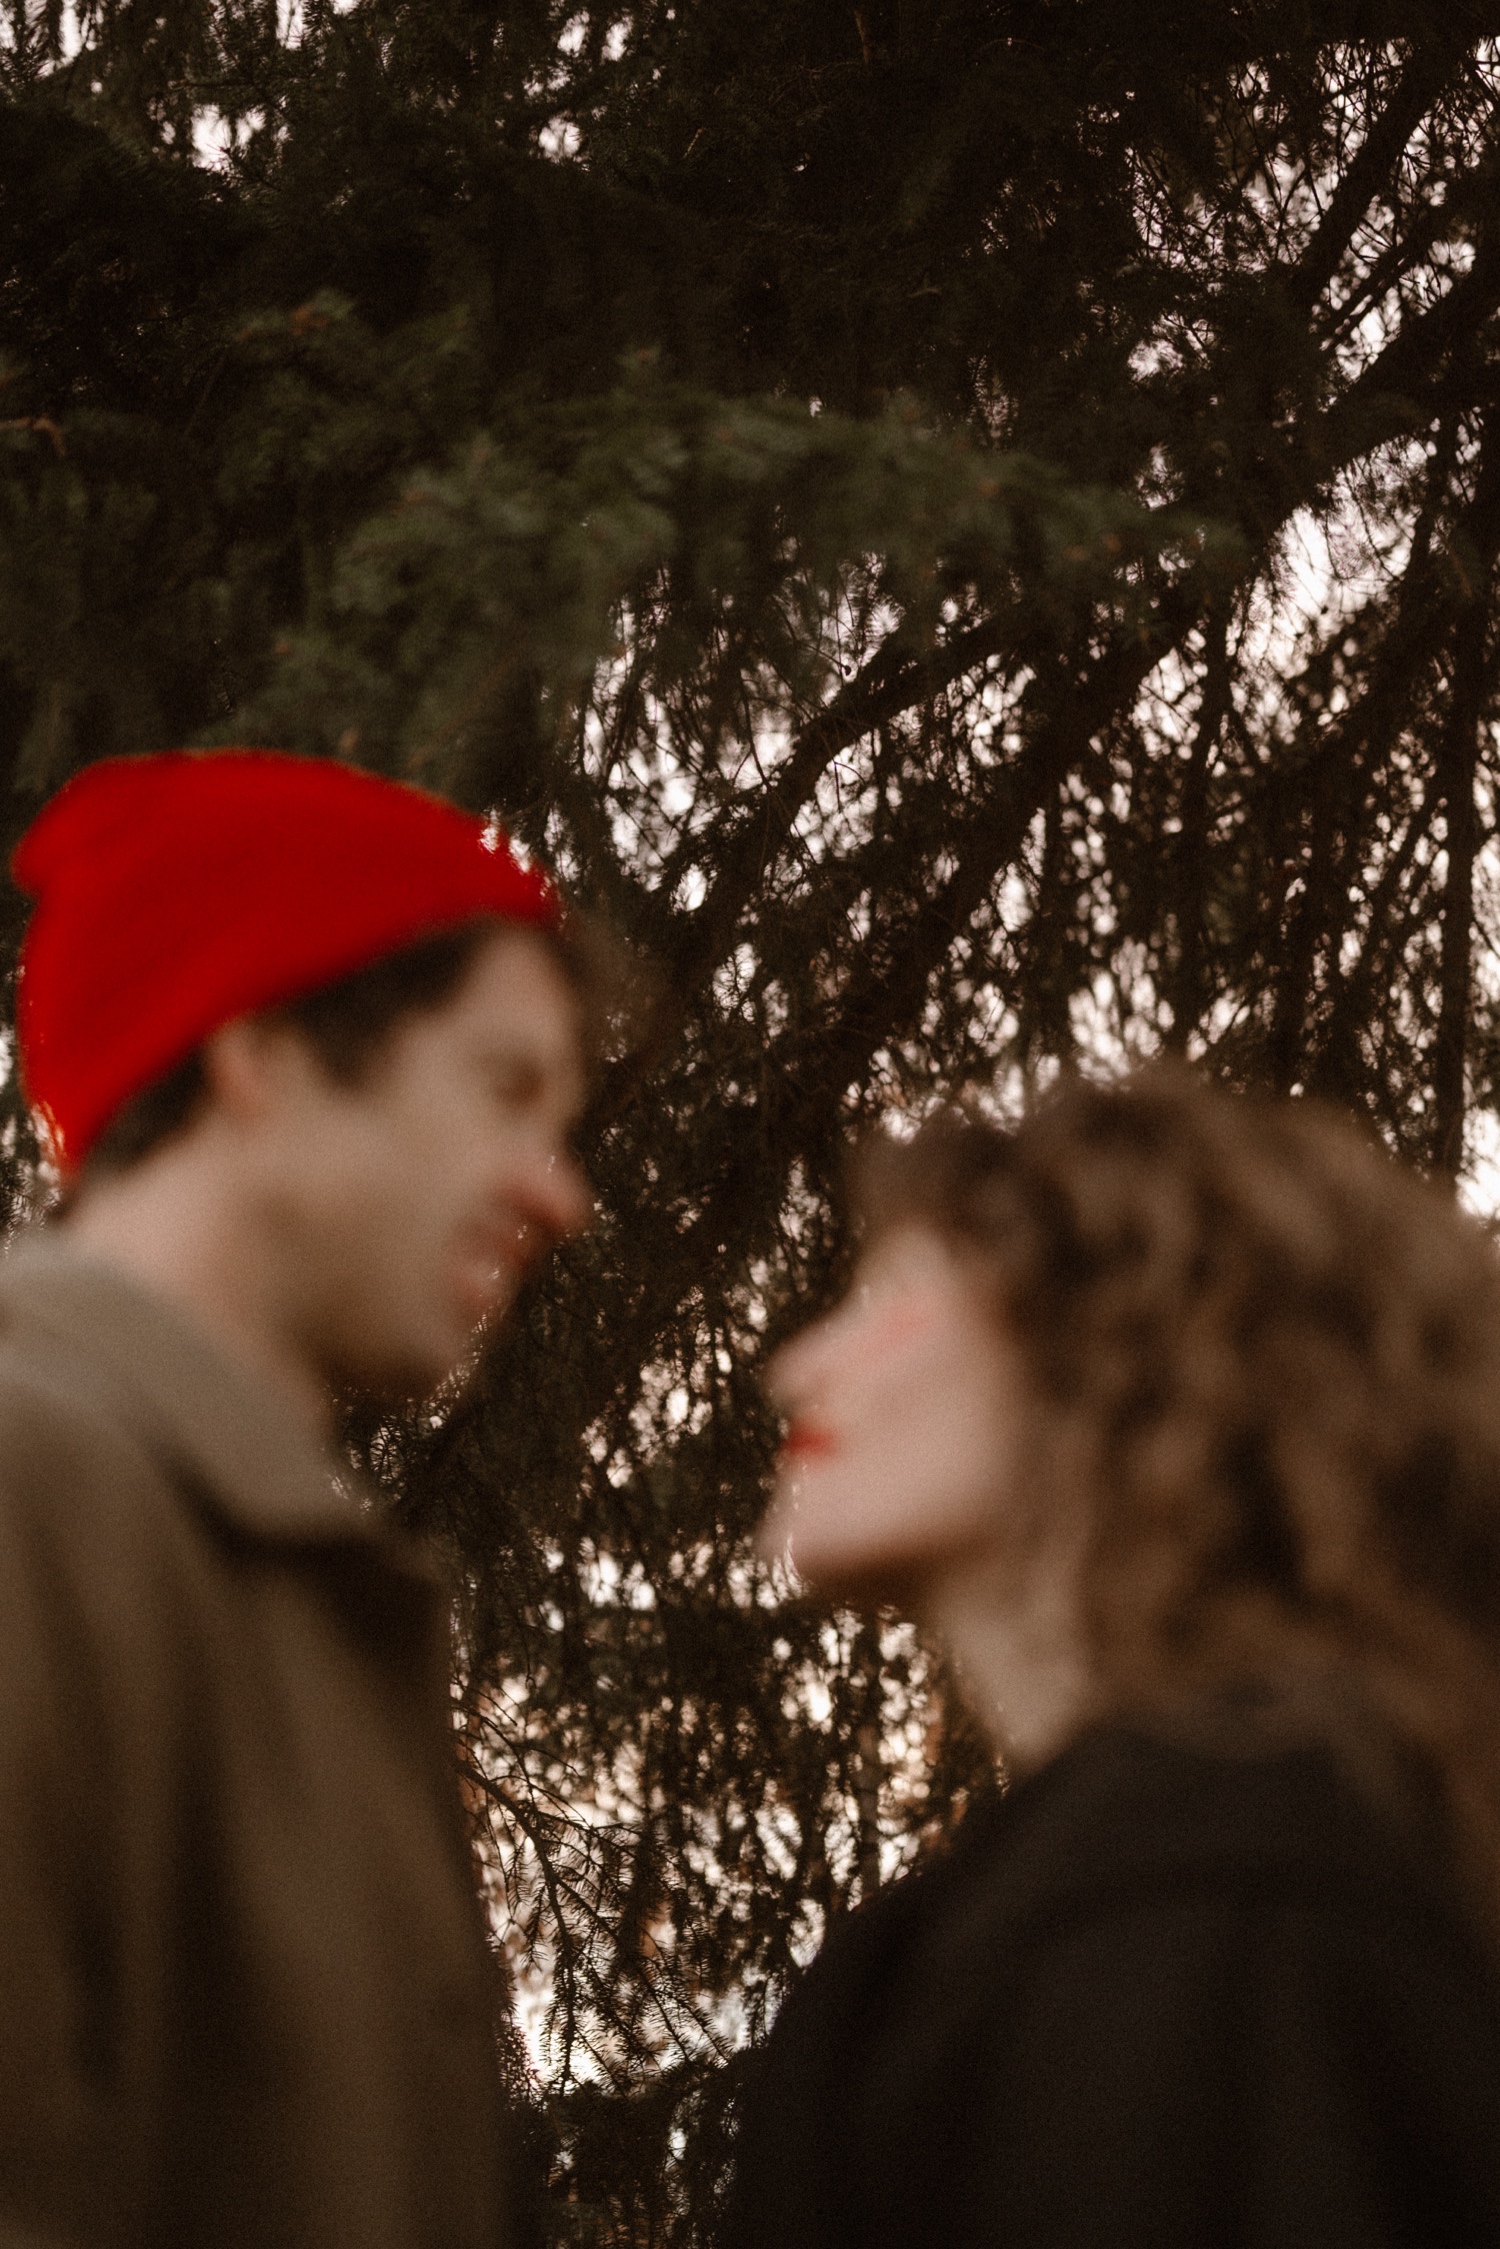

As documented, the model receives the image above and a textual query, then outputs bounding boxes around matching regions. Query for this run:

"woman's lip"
[781,1422,838,1461]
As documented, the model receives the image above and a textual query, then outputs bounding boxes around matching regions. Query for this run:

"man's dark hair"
[87,918,512,1178]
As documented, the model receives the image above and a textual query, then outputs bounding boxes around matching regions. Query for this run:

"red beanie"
[13,750,560,1174]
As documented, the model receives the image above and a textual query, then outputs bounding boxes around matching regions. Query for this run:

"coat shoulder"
[0,1315,192,1568]
[729,1724,1500,2249]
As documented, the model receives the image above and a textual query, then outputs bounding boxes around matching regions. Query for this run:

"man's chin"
[326,1327,483,1410]
[455,1264,522,1328]
[322,1280,525,1409]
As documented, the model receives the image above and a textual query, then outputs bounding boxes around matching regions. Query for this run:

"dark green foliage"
[4,3,1500,2240]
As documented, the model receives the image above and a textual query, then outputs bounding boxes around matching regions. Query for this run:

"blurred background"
[1,3,1497,2236]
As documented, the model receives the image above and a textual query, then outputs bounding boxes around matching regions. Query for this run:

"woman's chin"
[758,1519,931,1607]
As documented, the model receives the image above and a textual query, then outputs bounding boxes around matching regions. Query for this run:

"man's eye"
[488,1066,542,1107]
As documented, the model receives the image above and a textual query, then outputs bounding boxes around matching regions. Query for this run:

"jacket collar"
[0,1233,383,1546]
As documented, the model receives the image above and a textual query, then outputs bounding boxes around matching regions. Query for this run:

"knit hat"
[13,749,558,1172]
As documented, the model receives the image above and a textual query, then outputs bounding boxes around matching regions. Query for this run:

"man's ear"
[199,1016,313,1123]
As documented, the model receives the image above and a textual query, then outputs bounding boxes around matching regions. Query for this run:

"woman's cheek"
[770,1403,964,1579]
[802,1332,1014,1578]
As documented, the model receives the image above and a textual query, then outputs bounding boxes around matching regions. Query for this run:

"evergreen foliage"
[3,4,1500,2239]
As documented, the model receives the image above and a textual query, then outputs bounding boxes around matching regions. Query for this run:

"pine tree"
[3,5,1499,2239]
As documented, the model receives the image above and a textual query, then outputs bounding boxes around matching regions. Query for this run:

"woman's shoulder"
[776,1705,1493,2051]
[730,1713,1500,2249]
[940,1710,1483,1967]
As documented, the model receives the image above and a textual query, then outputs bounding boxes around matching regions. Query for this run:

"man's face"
[247,926,590,1397]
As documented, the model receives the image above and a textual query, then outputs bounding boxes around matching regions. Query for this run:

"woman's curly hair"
[860,1068,1500,1937]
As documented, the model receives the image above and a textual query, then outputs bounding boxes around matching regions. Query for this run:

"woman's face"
[760,1223,1024,1600]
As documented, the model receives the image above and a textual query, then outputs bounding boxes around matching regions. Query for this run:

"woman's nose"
[766,1312,840,1410]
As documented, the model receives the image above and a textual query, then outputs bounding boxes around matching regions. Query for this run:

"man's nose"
[515,1147,593,1245]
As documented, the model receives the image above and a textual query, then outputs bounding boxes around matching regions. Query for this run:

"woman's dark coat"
[728,1718,1500,2249]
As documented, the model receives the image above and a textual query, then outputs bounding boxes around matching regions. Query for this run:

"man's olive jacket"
[0,1238,514,2248]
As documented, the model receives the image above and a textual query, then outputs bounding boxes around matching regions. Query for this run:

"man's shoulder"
[0,1297,183,1542]
[0,1236,381,1548]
